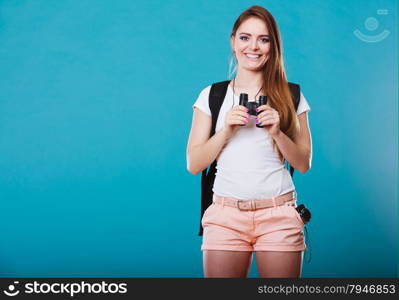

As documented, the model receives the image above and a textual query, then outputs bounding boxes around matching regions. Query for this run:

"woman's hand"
[256,105,281,137]
[222,105,249,139]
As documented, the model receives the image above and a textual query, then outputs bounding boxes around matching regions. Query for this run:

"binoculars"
[295,204,311,224]
[239,93,268,128]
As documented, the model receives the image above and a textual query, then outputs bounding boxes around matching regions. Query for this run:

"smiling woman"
[232,18,271,69]
[186,5,312,278]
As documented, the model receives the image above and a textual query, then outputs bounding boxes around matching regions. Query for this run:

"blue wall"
[0,0,397,277]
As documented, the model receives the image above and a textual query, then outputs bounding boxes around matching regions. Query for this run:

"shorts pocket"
[203,203,215,217]
[201,203,220,226]
[289,205,305,226]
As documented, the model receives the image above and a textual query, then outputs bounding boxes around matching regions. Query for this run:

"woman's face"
[231,17,271,72]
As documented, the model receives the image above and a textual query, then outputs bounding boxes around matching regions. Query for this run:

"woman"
[186,5,312,278]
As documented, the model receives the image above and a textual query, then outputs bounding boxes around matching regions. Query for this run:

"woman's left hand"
[256,105,281,137]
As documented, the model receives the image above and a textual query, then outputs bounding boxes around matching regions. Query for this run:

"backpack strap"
[198,80,230,236]
[287,82,301,177]
[198,80,300,236]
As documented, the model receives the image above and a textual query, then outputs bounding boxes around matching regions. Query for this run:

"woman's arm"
[186,108,230,175]
[271,112,312,173]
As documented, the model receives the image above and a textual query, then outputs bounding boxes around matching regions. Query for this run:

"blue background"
[0,0,397,277]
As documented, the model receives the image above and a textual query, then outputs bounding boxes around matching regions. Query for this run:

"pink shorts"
[201,194,306,252]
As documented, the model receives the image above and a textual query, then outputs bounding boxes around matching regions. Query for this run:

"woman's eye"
[239,36,249,41]
[261,38,270,43]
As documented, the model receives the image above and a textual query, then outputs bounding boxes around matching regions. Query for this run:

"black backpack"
[198,80,301,236]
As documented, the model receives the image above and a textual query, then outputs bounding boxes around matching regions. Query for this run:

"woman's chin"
[241,64,265,72]
[239,60,268,72]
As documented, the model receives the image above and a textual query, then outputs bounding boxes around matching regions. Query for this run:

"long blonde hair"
[230,5,299,161]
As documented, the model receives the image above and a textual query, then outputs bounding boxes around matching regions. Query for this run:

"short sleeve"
[192,85,211,116]
[296,91,311,115]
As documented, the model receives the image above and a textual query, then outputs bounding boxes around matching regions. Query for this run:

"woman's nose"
[250,40,259,50]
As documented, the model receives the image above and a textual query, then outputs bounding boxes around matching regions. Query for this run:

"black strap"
[287,83,301,176]
[198,81,300,236]
[199,80,230,236]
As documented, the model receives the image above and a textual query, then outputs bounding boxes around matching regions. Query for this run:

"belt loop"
[221,197,225,208]
[271,196,276,207]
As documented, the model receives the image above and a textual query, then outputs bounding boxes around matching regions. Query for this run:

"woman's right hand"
[222,105,249,139]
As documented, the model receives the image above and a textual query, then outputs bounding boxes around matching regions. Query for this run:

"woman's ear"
[230,35,235,54]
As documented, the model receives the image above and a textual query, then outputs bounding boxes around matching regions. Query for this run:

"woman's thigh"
[255,251,303,278]
[203,250,253,278]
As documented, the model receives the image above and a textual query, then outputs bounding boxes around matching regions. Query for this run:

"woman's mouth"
[245,53,262,61]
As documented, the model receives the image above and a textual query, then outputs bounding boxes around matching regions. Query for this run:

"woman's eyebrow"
[239,32,270,37]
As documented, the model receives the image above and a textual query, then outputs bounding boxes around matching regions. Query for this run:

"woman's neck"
[234,68,264,88]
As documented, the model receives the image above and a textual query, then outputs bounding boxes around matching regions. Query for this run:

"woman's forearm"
[271,131,311,173]
[187,129,230,175]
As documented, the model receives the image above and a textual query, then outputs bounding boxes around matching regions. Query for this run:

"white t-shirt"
[192,84,311,200]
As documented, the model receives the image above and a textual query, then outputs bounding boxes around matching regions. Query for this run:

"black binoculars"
[295,204,311,224]
[239,93,267,128]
